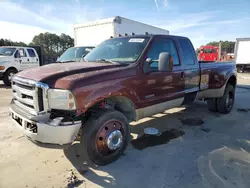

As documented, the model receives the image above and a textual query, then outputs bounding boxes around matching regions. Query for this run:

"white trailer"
[234,38,250,73]
[73,16,169,47]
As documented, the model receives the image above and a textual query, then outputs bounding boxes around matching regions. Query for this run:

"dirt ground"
[1,73,250,188]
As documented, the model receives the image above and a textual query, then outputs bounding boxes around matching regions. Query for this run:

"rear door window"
[178,38,195,65]
[27,49,36,57]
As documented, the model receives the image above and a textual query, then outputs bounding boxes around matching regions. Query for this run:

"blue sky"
[0,0,249,48]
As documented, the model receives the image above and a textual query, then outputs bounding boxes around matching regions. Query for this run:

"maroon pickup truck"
[10,34,237,165]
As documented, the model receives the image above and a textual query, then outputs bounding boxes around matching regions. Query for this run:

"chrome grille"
[12,77,49,115]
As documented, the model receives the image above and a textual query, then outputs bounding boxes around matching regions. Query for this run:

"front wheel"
[81,110,130,166]
[3,69,17,86]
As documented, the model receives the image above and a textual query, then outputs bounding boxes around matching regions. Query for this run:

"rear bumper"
[10,103,82,145]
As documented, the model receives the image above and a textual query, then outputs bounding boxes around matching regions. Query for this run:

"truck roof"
[73,16,168,33]
[200,45,218,49]
[236,38,250,41]
[109,34,190,42]
[110,34,189,40]
[0,46,34,49]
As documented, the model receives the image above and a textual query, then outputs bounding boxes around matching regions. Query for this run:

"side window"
[146,38,180,70]
[14,50,20,58]
[27,49,36,57]
[178,38,195,65]
[18,48,27,57]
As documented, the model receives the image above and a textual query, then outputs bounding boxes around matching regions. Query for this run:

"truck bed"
[199,60,235,64]
[198,60,236,98]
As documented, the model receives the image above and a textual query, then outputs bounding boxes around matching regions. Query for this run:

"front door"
[136,37,185,119]
[15,48,29,71]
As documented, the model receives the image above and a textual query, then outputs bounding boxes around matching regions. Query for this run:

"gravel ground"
[1,73,250,188]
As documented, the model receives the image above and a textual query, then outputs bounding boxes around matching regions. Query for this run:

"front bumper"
[10,103,82,145]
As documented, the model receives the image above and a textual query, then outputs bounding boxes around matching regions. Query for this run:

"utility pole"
[218,41,222,61]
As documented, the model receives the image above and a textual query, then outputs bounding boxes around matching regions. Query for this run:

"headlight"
[48,89,76,110]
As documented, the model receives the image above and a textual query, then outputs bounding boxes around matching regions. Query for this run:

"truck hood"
[0,56,11,62]
[16,62,127,88]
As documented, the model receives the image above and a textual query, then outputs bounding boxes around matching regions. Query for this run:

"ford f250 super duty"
[10,34,237,165]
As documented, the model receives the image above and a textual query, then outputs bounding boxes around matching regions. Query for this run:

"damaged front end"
[9,76,83,145]
[10,103,82,145]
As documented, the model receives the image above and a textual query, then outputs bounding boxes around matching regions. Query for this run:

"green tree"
[206,41,219,46]
[195,48,200,56]
[59,33,74,53]
[0,38,27,46]
[205,41,235,53]
[30,32,74,57]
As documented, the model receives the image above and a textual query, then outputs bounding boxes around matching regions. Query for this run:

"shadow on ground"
[63,100,245,188]
[0,83,10,89]
[237,84,250,90]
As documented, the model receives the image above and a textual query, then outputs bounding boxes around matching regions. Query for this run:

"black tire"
[207,98,217,112]
[81,110,129,166]
[217,85,235,114]
[237,65,244,73]
[3,69,17,86]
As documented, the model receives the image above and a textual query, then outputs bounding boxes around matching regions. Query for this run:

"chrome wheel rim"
[107,130,123,150]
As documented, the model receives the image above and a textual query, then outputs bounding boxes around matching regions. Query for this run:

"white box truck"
[73,16,169,47]
[234,38,250,73]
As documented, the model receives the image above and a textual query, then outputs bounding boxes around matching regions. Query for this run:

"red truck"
[198,45,219,61]
[10,34,237,165]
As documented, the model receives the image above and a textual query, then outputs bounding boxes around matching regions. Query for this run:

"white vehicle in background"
[58,16,169,63]
[56,46,94,63]
[234,38,250,73]
[73,16,169,47]
[0,46,40,86]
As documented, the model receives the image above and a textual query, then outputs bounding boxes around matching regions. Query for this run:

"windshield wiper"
[96,59,119,64]
[57,60,77,63]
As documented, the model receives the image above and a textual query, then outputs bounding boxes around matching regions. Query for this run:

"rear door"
[177,38,200,103]
[26,48,39,68]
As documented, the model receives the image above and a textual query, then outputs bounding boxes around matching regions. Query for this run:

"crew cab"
[0,46,40,86]
[10,34,237,166]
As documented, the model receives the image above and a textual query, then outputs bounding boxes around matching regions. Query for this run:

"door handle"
[19,60,22,63]
[27,59,29,61]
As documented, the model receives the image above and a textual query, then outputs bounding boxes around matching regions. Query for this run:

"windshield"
[84,37,150,63]
[57,46,94,62]
[0,47,16,56]
[202,48,217,54]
